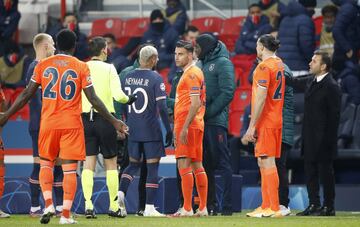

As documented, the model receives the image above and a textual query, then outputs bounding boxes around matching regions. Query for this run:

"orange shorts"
[175,128,204,162]
[38,128,85,161]
[255,128,282,158]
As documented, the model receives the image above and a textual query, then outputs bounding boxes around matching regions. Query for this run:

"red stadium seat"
[234,67,251,89]
[118,17,149,46]
[228,110,244,137]
[8,87,29,120]
[90,18,124,38]
[231,54,256,72]
[313,16,323,37]
[230,88,251,112]
[191,17,224,34]
[218,17,245,51]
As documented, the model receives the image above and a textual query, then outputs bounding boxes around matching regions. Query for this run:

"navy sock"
[145,162,159,205]
[53,165,64,209]
[29,163,41,207]
[119,162,140,194]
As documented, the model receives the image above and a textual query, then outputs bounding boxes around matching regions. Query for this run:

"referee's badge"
[209,64,215,71]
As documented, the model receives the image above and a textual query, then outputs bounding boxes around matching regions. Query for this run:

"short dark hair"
[321,4,338,16]
[103,33,116,42]
[248,3,261,10]
[314,50,332,72]
[56,29,77,52]
[258,34,280,52]
[88,36,106,57]
[63,12,77,20]
[176,40,194,53]
[185,25,199,34]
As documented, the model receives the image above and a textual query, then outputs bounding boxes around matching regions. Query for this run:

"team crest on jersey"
[209,64,215,71]
[86,76,92,83]
[160,83,166,91]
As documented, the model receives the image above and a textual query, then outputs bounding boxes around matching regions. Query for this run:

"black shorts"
[82,112,118,159]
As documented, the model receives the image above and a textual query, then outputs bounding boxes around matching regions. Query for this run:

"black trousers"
[304,159,335,208]
[276,143,291,207]
[203,125,232,212]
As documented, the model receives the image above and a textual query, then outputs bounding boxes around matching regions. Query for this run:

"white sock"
[30,206,41,212]
[145,204,155,212]
[118,191,125,202]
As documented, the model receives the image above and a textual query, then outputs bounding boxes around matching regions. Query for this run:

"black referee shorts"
[81,112,118,159]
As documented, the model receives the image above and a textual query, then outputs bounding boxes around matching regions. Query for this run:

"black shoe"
[135,210,144,216]
[221,210,233,216]
[319,206,336,216]
[108,209,126,218]
[296,204,322,216]
[208,208,218,216]
[40,211,54,224]
[85,209,97,219]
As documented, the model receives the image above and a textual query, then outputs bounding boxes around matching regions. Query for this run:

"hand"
[0,112,9,127]
[127,94,137,105]
[165,131,173,147]
[117,131,126,140]
[244,126,257,144]
[241,136,248,145]
[113,119,129,135]
[179,127,188,145]
[346,50,353,59]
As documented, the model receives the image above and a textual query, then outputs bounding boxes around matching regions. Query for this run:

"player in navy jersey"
[118,45,173,217]
[25,33,64,217]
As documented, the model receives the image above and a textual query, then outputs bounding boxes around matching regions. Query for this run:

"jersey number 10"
[124,87,148,114]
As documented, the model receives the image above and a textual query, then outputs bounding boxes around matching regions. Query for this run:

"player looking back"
[118,45,173,217]
[0,29,128,224]
[244,34,285,218]
[172,40,208,217]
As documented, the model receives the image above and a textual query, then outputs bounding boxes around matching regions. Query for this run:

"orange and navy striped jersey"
[31,54,93,130]
[174,64,206,131]
[251,56,285,129]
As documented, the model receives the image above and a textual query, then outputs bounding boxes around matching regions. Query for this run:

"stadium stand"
[190,16,223,34]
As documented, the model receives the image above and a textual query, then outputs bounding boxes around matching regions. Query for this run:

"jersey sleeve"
[81,63,93,89]
[110,64,129,103]
[188,71,202,96]
[31,63,42,85]
[155,74,167,102]
[253,63,271,89]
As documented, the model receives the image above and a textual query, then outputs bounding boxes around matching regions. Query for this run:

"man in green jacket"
[195,34,235,215]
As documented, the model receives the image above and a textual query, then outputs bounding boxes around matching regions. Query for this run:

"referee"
[80,36,137,218]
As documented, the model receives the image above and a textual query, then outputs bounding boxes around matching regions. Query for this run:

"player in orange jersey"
[172,40,208,217]
[0,86,9,218]
[244,34,285,218]
[0,29,128,225]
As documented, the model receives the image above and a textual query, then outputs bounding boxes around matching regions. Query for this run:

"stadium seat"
[90,18,124,39]
[118,17,149,47]
[230,88,251,112]
[231,54,256,72]
[190,17,224,34]
[218,16,245,52]
[313,16,323,37]
[228,110,244,137]
[350,105,360,149]
[9,87,29,120]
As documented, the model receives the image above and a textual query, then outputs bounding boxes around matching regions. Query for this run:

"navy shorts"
[30,130,39,157]
[127,140,165,160]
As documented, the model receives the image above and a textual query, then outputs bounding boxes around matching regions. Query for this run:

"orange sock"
[39,160,55,208]
[179,167,193,212]
[194,167,208,211]
[264,167,280,211]
[62,163,77,218]
[260,168,270,209]
[0,166,4,199]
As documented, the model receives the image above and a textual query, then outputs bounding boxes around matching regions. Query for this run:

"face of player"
[175,47,192,68]
[150,54,159,69]
[309,54,326,76]
[104,37,116,50]
[184,30,200,43]
[44,37,56,57]
[256,40,264,60]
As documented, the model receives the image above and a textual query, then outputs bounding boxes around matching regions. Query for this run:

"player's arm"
[0,81,39,126]
[245,86,267,143]
[83,86,128,134]
[110,65,136,104]
[179,94,202,145]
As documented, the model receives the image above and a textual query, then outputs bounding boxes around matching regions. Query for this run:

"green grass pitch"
[0,211,359,227]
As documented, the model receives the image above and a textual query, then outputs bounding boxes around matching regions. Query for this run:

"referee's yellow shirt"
[82,60,129,113]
